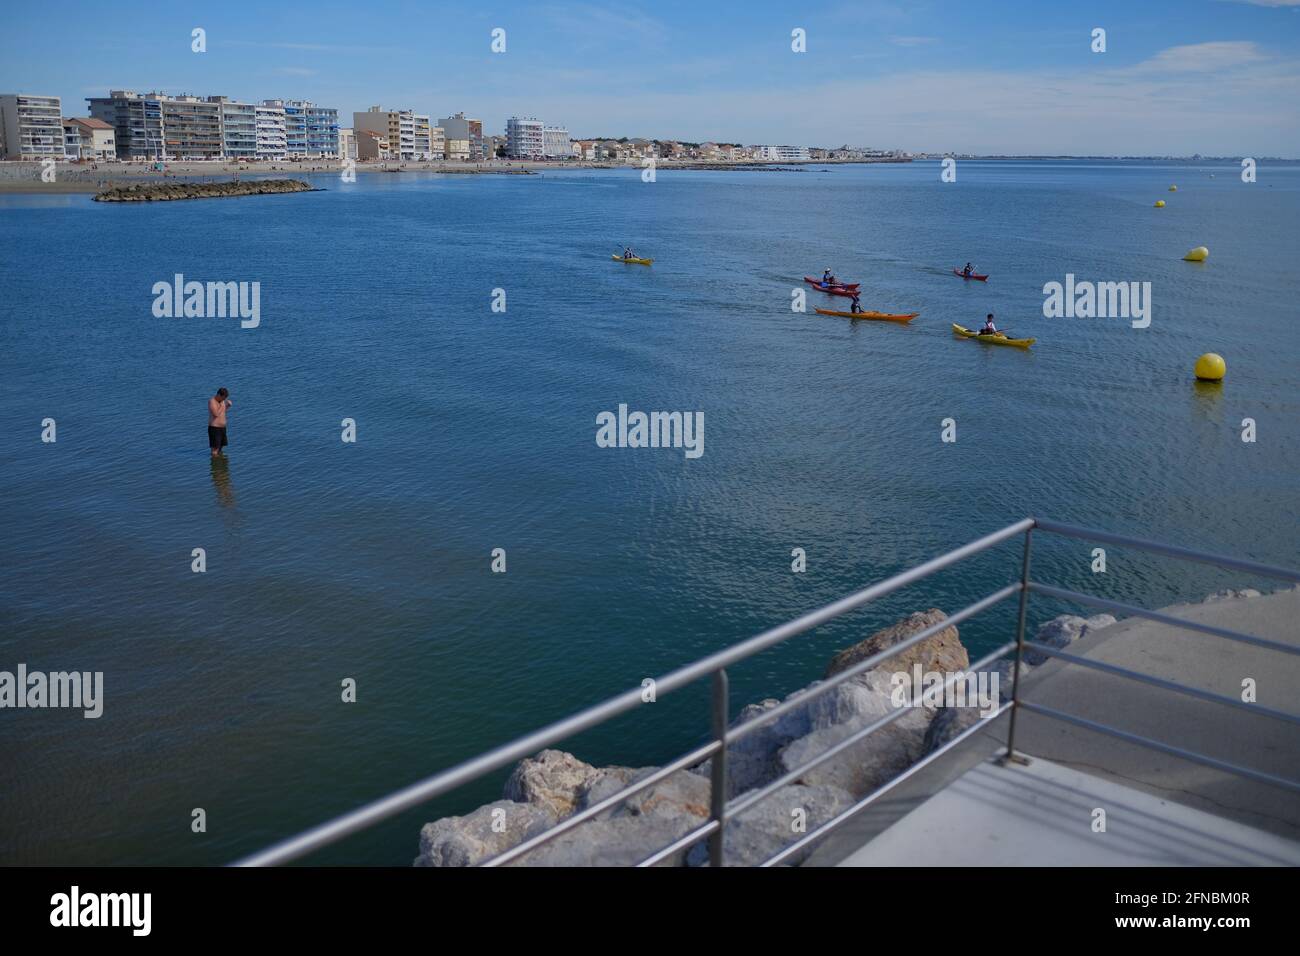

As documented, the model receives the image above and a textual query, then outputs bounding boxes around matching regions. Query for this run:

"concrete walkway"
[1013,586,1300,842]
[836,756,1300,866]
[809,586,1300,865]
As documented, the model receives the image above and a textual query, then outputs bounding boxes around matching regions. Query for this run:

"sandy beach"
[0,156,908,193]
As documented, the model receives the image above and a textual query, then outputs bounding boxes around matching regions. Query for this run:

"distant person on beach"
[979,314,999,335]
[208,388,232,457]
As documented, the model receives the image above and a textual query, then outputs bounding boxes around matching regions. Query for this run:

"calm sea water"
[1,160,1297,864]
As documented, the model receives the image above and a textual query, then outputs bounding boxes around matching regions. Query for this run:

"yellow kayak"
[952,324,1035,348]
[815,307,918,323]
[612,254,653,265]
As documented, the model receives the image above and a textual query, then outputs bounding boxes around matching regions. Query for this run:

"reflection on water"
[1191,379,1224,422]
[209,458,240,539]
[210,456,235,507]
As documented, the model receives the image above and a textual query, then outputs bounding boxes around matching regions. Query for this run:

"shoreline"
[0,156,909,194]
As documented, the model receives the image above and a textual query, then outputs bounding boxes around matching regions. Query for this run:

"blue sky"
[3,0,1299,154]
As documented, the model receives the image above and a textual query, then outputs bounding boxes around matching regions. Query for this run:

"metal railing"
[233,518,1300,867]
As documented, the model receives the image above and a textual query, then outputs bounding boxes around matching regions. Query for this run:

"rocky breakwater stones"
[93,179,315,202]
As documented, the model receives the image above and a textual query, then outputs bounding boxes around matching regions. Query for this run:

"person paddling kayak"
[822,268,838,286]
[849,292,862,314]
[962,263,975,278]
[978,313,999,336]
[623,246,637,260]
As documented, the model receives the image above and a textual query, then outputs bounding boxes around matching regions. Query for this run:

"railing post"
[1002,525,1033,766]
[708,669,729,867]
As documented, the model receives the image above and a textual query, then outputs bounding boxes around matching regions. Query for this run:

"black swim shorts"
[208,425,228,450]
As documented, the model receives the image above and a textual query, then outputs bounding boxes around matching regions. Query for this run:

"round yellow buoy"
[1154,200,1166,207]
[1183,245,1208,261]
[1195,353,1225,382]
[1169,185,1178,191]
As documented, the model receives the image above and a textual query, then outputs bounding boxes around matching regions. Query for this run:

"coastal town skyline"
[2,0,1299,156]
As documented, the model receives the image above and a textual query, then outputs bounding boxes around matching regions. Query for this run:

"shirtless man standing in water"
[208,388,232,458]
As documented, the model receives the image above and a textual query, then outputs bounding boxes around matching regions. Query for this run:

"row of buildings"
[0,91,560,162]
[3,91,887,165]
[0,91,496,162]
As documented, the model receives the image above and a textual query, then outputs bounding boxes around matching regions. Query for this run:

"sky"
[2,0,1299,156]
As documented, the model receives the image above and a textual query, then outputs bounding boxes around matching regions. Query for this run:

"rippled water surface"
[1,160,1297,863]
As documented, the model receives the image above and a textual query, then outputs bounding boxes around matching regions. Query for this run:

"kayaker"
[822,268,836,286]
[978,314,999,336]
[963,263,974,278]
[849,293,862,314]
[624,246,636,260]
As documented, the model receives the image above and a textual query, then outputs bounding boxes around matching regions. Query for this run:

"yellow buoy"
[1194,353,1225,382]
[1183,245,1208,261]
[1169,185,1178,191]
[1154,200,1166,207]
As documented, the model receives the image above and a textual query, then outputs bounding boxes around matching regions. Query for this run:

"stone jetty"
[93,179,316,202]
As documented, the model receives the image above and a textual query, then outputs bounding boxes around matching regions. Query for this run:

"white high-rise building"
[542,125,570,159]
[758,145,811,161]
[505,117,544,159]
[255,103,287,160]
[0,93,64,160]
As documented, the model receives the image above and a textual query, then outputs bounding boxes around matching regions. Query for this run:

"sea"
[1,159,1297,864]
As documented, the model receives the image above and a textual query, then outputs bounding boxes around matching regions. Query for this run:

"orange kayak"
[814,307,918,323]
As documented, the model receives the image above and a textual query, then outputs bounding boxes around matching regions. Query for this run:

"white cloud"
[1124,40,1268,74]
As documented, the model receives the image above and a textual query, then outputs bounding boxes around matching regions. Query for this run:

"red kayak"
[804,276,859,290]
[953,269,989,281]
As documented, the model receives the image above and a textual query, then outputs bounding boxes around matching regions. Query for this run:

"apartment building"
[87,91,163,159]
[353,106,428,160]
[159,95,224,160]
[542,125,570,160]
[438,112,484,159]
[412,114,434,159]
[273,99,339,158]
[758,145,811,161]
[0,93,64,160]
[428,125,445,160]
[338,127,356,161]
[505,117,544,159]
[62,117,116,160]
[256,102,287,160]
[213,97,257,160]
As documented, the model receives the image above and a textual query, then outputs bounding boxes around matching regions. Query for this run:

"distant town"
[0,90,907,164]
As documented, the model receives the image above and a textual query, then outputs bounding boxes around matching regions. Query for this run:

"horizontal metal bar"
[1023,640,1300,726]
[480,740,721,868]
[760,700,1014,867]
[1018,701,1300,793]
[1032,518,1300,583]
[1027,582,1300,656]
[728,585,1022,746]
[729,642,1017,820]
[635,819,719,868]
[234,518,1034,866]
